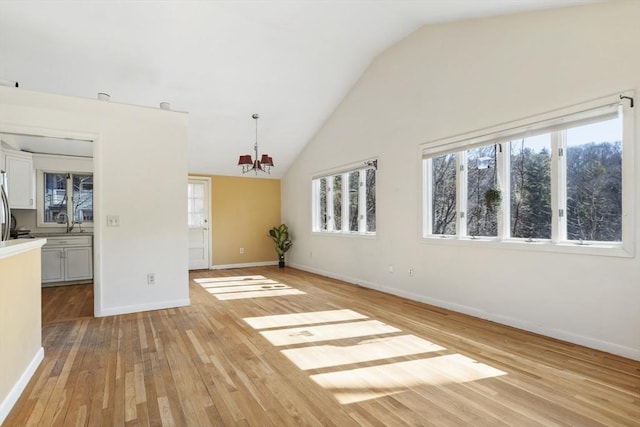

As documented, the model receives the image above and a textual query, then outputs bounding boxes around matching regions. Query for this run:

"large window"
[313,163,376,235]
[422,94,633,255]
[43,172,93,224]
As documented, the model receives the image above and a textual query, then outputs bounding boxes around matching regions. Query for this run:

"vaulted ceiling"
[0,0,594,177]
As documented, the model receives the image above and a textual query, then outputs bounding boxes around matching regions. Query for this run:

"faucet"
[57,212,74,233]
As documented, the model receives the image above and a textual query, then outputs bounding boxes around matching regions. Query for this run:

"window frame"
[37,169,94,228]
[312,160,377,237]
[420,92,635,257]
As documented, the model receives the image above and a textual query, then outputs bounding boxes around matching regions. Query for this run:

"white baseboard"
[210,261,278,270]
[290,262,640,361]
[0,347,44,425]
[96,298,191,317]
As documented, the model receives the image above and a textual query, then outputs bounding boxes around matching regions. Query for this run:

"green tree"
[510,141,551,239]
[431,153,457,235]
[567,141,621,241]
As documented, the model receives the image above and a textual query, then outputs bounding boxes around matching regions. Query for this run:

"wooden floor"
[5,267,639,426]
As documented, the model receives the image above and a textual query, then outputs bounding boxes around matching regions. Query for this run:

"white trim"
[0,238,46,260]
[95,298,190,317]
[210,261,278,269]
[420,235,631,258]
[0,347,44,425]
[311,231,377,240]
[289,263,640,361]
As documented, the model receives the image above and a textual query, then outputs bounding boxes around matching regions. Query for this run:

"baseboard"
[0,347,44,425]
[289,262,640,361]
[96,298,191,317]
[210,261,278,269]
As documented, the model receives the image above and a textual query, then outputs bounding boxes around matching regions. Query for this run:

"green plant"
[268,223,292,262]
[484,186,502,213]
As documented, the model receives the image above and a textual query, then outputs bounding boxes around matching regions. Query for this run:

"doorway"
[0,130,96,318]
[188,177,211,270]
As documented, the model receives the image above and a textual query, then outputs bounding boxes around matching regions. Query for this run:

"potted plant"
[484,186,502,214]
[268,223,292,268]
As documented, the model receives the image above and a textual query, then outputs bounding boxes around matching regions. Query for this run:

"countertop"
[31,232,93,238]
[0,238,47,260]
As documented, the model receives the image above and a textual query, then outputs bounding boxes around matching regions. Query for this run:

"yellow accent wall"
[0,247,42,417]
[209,175,281,266]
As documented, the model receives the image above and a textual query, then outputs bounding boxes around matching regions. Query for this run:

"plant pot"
[278,260,285,268]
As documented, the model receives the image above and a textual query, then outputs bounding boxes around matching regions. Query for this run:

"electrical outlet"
[408,267,414,277]
[147,273,155,285]
[240,248,245,254]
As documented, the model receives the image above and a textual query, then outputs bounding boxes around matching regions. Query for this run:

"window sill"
[421,236,632,258]
[312,231,377,240]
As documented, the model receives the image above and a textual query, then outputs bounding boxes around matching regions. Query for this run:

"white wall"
[0,88,190,316]
[283,1,640,360]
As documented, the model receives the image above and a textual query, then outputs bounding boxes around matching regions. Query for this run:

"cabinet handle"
[30,198,33,206]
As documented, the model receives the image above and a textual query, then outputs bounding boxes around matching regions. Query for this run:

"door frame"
[188,176,212,269]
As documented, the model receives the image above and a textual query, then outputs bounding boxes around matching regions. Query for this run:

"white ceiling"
[0,0,595,177]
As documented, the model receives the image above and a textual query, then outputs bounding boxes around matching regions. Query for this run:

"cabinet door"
[42,248,65,283]
[65,247,93,281]
[5,153,35,209]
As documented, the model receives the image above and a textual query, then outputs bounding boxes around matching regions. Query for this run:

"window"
[187,181,205,228]
[313,162,376,235]
[43,172,93,224]
[422,93,633,255]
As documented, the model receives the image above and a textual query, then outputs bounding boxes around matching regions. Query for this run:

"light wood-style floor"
[5,267,639,426]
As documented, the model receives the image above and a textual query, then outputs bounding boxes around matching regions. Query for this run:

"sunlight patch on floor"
[205,283,291,294]
[281,334,445,370]
[259,320,400,346]
[197,275,305,300]
[243,304,508,405]
[311,354,507,404]
[244,309,368,330]
[195,275,266,284]
[199,279,280,288]
[211,288,306,300]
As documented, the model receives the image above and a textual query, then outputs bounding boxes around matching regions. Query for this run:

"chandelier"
[237,113,274,174]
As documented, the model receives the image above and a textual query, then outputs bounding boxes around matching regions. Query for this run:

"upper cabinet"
[4,149,35,209]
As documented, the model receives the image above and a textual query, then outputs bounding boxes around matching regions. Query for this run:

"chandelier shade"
[238,113,273,174]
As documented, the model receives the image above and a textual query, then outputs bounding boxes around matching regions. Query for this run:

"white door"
[188,177,211,270]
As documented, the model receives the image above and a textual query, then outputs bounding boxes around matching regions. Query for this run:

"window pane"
[44,172,67,223]
[366,168,376,232]
[319,178,328,231]
[431,154,456,235]
[466,145,497,237]
[187,183,206,228]
[333,175,342,231]
[72,174,93,222]
[510,135,552,239]
[348,171,359,232]
[566,117,622,242]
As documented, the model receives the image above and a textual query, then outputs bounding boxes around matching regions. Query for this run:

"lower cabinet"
[41,236,93,285]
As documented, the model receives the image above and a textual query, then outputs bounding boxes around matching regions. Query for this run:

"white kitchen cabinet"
[41,248,65,282]
[41,235,93,285]
[4,149,35,209]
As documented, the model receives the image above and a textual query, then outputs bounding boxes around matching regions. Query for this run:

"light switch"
[107,215,120,227]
